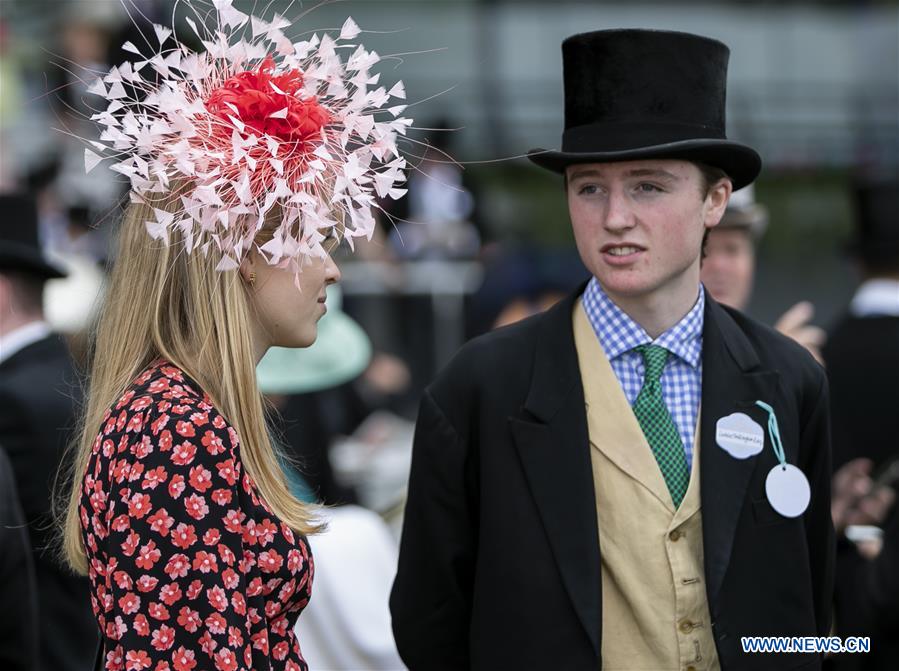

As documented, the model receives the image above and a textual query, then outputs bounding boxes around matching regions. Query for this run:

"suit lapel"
[700,297,778,610]
[509,288,601,656]
[573,304,675,511]
[0,333,58,372]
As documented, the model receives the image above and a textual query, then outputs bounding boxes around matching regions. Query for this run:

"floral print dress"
[79,360,314,671]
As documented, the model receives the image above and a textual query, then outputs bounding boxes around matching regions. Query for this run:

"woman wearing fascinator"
[58,2,410,669]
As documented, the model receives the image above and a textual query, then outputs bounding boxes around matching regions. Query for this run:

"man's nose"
[602,189,635,231]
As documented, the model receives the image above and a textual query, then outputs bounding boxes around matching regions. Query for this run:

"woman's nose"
[325,255,341,284]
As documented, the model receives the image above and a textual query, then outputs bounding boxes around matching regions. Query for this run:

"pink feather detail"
[84,0,410,275]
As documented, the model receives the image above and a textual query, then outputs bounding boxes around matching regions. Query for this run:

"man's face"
[700,227,756,311]
[566,159,730,311]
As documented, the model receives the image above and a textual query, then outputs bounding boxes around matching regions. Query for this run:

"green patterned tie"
[631,344,690,508]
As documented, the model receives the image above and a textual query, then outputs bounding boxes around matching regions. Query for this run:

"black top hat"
[849,180,899,268]
[528,29,762,190]
[0,193,66,279]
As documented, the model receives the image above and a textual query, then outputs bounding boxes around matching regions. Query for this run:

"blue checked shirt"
[582,277,704,469]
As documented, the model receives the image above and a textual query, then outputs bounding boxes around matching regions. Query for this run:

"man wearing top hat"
[391,29,834,670]
[824,180,899,473]
[0,193,97,670]
[824,180,899,671]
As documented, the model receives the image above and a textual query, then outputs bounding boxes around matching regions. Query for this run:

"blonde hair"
[61,190,321,575]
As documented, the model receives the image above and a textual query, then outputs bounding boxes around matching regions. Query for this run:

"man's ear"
[705,178,733,229]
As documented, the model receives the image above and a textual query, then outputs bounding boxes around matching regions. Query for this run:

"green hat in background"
[256,285,372,395]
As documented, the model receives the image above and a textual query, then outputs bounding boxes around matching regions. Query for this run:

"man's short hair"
[694,162,730,198]
[563,160,731,198]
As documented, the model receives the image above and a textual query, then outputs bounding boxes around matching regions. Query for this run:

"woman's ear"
[239,256,257,287]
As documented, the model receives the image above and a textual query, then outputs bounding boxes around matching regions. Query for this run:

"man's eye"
[637,183,663,193]
[578,184,599,195]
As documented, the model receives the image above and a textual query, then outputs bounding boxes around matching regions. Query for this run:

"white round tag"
[765,464,811,518]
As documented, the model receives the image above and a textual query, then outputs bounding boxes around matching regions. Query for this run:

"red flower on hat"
[206,56,331,150]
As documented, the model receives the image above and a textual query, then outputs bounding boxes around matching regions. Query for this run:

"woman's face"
[243,237,341,355]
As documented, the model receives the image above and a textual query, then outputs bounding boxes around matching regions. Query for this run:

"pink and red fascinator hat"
[84,0,411,276]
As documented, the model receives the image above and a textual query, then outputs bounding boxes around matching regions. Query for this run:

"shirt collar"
[582,277,704,368]
[849,279,899,317]
[0,320,51,365]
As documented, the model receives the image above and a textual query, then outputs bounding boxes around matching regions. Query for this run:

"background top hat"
[0,193,66,279]
[849,179,899,269]
[716,185,769,240]
[528,29,762,190]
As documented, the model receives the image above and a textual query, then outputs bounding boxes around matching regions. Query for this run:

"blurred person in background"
[465,243,589,336]
[33,6,123,218]
[824,179,899,671]
[701,184,826,363]
[0,445,39,671]
[823,180,899,472]
[0,18,24,190]
[386,118,482,261]
[0,193,96,670]
[829,455,899,671]
[15,158,109,372]
[392,29,834,671]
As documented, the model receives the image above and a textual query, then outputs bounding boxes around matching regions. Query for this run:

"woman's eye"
[323,231,341,251]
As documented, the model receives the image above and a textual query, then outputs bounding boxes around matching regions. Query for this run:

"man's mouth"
[605,246,641,256]
[601,243,645,257]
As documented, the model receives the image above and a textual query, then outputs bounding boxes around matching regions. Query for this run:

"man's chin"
[593,275,655,301]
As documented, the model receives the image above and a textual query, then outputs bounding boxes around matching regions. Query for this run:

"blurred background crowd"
[0,1,897,670]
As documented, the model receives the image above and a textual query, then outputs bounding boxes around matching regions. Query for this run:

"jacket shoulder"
[720,304,826,392]
[426,308,552,416]
[439,308,545,374]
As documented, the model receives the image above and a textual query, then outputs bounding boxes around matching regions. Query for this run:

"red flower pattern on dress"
[80,360,313,670]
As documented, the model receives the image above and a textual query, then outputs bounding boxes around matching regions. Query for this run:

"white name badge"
[715,412,765,459]
[765,464,811,518]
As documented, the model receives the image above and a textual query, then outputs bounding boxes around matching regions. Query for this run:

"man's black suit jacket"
[823,313,899,671]
[0,335,97,671]
[823,313,899,471]
[0,446,38,671]
[391,288,834,671]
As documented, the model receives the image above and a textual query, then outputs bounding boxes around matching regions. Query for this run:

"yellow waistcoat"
[573,303,721,671]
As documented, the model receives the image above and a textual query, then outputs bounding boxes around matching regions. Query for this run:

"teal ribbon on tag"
[754,400,786,467]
